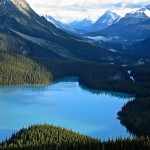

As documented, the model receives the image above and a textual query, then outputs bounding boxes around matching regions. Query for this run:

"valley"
[0,79,132,142]
[0,0,150,149]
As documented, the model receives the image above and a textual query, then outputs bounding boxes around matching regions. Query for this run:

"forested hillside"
[0,124,150,150]
[0,51,52,85]
[118,63,150,136]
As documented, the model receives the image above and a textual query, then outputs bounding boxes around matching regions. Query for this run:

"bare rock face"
[11,0,32,16]
[0,0,34,18]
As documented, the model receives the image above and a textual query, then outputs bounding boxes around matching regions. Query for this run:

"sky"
[26,0,150,23]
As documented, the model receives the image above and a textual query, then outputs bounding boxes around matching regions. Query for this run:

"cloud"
[26,0,150,22]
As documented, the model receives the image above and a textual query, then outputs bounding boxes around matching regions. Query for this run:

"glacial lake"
[0,78,133,141]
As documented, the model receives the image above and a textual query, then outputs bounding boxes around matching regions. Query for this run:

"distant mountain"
[43,15,80,34]
[43,15,65,28]
[86,4,150,40]
[91,11,120,31]
[66,11,120,33]
[126,9,150,19]
[66,18,93,33]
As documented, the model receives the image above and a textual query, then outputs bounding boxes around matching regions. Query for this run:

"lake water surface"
[0,78,133,141]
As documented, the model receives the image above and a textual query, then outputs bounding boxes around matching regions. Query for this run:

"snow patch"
[128,70,132,74]
[122,64,127,67]
[107,48,117,53]
[130,76,135,81]
[136,59,145,65]
[127,70,135,82]
[144,9,150,17]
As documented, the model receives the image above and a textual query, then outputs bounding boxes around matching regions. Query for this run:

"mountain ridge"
[85,4,150,40]
[66,11,120,33]
[43,15,81,34]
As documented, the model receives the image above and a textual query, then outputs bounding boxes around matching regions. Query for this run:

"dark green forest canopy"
[0,124,150,150]
[0,50,52,85]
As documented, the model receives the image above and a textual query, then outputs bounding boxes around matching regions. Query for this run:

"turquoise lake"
[0,78,133,141]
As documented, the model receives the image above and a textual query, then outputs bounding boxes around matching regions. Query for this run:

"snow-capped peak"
[103,11,120,20]
[144,9,150,17]
[94,11,120,28]
[146,4,150,10]
[125,5,150,18]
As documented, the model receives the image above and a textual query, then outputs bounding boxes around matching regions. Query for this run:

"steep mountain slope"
[44,15,80,34]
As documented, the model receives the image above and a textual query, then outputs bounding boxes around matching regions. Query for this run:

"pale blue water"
[0,78,133,142]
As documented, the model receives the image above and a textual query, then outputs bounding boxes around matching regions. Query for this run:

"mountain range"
[0,0,149,63]
[87,4,150,40]
[44,11,120,34]
[44,5,150,40]
[66,11,121,33]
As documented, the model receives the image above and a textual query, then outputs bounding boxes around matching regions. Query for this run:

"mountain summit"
[92,11,120,31]
[66,11,120,33]
[125,5,150,20]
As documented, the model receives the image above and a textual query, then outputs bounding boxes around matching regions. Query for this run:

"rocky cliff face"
[0,0,33,18]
